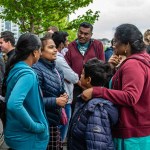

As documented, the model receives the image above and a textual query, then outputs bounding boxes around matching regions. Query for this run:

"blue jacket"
[33,58,65,126]
[67,97,118,150]
[4,61,49,150]
[105,47,113,62]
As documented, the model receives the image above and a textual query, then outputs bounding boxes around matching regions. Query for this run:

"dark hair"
[79,22,93,32]
[2,33,41,96]
[84,58,112,87]
[0,31,15,46]
[52,31,66,48]
[60,31,69,40]
[146,45,150,54]
[111,38,114,47]
[40,36,52,51]
[114,24,145,54]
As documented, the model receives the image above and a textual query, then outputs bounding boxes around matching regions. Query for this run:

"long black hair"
[115,24,145,54]
[2,33,41,96]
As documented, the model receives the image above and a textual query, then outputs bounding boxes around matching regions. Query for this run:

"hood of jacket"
[7,61,35,84]
[76,96,118,125]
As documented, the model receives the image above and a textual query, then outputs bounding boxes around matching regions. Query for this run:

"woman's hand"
[60,93,68,99]
[108,55,120,68]
[56,95,68,107]
[81,88,93,101]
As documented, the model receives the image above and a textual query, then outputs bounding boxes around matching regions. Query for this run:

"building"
[0,7,20,42]
[0,20,20,42]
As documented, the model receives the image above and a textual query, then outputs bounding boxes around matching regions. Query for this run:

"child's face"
[80,69,91,89]
[41,39,57,61]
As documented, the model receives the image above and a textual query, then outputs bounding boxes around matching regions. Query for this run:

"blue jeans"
[60,104,71,142]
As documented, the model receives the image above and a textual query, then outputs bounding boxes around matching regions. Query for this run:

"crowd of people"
[0,22,149,150]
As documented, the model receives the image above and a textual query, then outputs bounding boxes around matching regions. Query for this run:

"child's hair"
[83,58,113,87]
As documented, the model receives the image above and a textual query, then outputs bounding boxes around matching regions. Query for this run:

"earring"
[34,55,36,58]
[124,50,127,54]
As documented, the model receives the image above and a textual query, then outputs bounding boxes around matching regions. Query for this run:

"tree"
[0,0,100,39]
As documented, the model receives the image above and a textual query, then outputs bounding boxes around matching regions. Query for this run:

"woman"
[3,33,49,149]
[82,24,150,150]
[32,36,68,150]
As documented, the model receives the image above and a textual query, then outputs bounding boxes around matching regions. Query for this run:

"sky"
[70,0,150,40]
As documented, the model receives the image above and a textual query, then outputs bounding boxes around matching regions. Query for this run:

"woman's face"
[41,39,57,61]
[113,38,128,56]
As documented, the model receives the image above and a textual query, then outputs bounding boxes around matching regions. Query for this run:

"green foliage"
[0,0,100,40]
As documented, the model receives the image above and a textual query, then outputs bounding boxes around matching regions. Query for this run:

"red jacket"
[93,52,150,138]
[65,39,105,77]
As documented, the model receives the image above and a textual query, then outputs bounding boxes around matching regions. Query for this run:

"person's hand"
[108,54,120,68]
[81,88,93,101]
[56,96,68,107]
[60,93,68,99]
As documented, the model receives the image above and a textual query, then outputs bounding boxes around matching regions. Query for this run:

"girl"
[3,33,49,149]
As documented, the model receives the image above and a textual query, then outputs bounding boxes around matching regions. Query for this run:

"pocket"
[34,132,49,149]
[35,129,49,141]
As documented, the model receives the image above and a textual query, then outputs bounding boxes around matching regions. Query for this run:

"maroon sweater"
[93,52,150,138]
[65,39,104,77]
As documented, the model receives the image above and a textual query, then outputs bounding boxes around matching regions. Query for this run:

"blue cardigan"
[67,97,118,150]
[4,61,49,150]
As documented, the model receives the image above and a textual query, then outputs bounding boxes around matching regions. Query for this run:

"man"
[65,22,105,112]
[0,31,15,149]
[143,29,150,54]
[0,31,15,61]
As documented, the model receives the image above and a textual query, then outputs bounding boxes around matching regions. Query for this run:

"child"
[67,58,118,150]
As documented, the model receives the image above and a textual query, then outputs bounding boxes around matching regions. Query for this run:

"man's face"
[0,38,9,53]
[77,27,92,44]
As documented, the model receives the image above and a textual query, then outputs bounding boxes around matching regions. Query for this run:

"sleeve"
[60,69,66,94]
[65,45,72,67]
[56,57,79,84]
[93,60,145,106]
[7,73,45,133]
[43,97,57,111]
